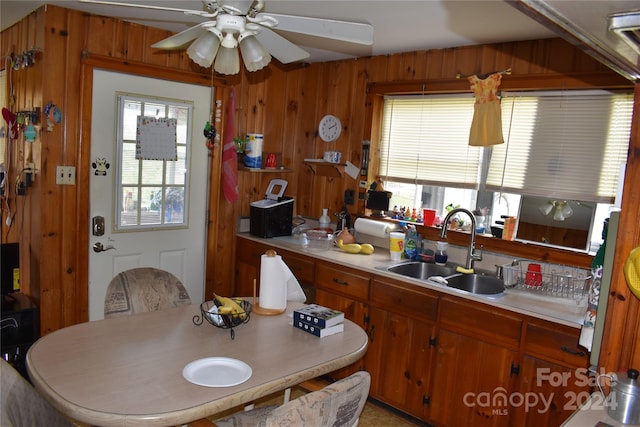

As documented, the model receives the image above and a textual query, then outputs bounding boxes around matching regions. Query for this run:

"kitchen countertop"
[239,233,588,329]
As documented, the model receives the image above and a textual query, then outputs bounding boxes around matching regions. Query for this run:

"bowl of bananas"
[193,294,252,339]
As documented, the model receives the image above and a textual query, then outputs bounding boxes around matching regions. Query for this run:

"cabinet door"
[428,329,516,427]
[367,307,435,419]
[511,356,592,426]
[315,288,368,378]
[280,252,315,303]
[234,239,268,297]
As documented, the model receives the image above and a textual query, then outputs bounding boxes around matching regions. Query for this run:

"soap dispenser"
[319,208,331,230]
[435,241,448,265]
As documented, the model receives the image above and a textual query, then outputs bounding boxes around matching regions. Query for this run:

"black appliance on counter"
[250,179,294,238]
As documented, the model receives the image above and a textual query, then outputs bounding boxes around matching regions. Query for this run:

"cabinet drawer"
[371,278,439,322]
[281,252,314,283]
[524,321,589,367]
[315,263,370,300]
[439,297,522,348]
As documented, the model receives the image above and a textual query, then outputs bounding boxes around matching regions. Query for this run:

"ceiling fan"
[79,0,374,74]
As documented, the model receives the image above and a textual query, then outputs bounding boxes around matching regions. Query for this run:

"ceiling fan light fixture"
[539,201,555,216]
[186,30,222,68]
[560,201,574,219]
[239,32,271,72]
[214,46,240,75]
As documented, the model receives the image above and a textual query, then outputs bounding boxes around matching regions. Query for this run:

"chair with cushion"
[210,371,371,427]
[1,359,74,427]
[104,267,191,319]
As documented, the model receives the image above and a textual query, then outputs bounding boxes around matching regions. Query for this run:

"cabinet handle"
[560,346,586,357]
[332,278,349,286]
[368,324,375,342]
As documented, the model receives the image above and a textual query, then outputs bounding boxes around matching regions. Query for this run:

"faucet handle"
[473,244,483,261]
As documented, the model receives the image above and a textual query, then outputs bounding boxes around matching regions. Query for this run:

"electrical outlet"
[56,166,76,185]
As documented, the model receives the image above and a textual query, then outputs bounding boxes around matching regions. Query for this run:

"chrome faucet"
[439,208,483,270]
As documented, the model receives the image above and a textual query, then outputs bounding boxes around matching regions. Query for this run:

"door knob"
[93,242,115,253]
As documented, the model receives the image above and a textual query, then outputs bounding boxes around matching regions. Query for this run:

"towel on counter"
[579,218,609,351]
[579,265,602,352]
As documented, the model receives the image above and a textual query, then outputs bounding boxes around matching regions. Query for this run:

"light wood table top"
[26,302,368,427]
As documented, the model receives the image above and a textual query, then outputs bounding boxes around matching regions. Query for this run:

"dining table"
[26,301,368,427]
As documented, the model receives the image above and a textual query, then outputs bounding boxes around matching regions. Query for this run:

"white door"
[88,70,212,320]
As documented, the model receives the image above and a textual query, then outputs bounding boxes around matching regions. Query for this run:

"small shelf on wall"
[304,160,345,177]
[238,165,293,173]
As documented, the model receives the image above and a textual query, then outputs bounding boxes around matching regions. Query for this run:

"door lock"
[92,216,105,236]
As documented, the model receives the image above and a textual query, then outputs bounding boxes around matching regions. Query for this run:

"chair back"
[267,371,370,427]
[1,359,74,427]
[104,267,191,318]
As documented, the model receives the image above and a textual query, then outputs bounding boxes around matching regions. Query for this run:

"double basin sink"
[375,261,505,295]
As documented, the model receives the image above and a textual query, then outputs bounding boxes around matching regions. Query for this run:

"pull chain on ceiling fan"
[80,0,374,75]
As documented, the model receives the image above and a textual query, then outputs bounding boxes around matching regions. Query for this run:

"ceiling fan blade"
[256,13,373,45]
[255,28,310,64]
[151,22,211,49]
[78,0,212,17]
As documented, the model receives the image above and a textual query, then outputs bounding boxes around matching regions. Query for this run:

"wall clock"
[318,115,342,142]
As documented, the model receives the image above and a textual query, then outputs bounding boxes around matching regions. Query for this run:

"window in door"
[115,94,194,230]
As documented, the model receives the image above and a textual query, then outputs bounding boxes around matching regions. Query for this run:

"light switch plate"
[56,166,76,185]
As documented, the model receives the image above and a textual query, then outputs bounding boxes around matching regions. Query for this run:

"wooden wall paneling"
[122,22,147,62]
[85,14,118,57]
[449,45,481,78]
[143,26,172,67]
[422,49,444,80]
[264,68,287,154]
[364,55,388,83]
[599,82,640,374]
[39,4,72,333]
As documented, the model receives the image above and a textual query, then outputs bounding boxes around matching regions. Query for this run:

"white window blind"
[380,95,481,189]
[486,91,632,203]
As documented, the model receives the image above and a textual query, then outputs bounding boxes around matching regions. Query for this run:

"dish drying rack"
[502,261,591,300]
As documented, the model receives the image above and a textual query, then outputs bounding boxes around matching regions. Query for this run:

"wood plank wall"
[2,4,639,375]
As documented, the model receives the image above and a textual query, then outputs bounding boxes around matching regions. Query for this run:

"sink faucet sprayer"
[439,208,483,271]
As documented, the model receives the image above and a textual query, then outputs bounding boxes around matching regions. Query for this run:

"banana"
[337,239,362,254]
[213,294,247,320]
[360,243,375,255]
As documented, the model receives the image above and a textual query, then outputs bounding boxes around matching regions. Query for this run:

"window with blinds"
[380,91,633,203]
[487,91,633,203]
[380,95,480,189]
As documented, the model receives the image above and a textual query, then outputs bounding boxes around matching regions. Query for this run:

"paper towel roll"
[259,253,287,310]
[354,218,393,238]
[244,133,263,168]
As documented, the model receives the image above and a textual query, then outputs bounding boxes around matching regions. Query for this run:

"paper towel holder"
[253,251,287,316]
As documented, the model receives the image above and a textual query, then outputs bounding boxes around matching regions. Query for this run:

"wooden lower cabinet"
[510,321,592,426]
[315,262,370,378]
[235,238,315,302]
[366,277,439,419]
[367,307,435,419]
[510,356,591,426]
[234,237,590,426]
[428,329,518,427]
[235,238,269,297]
[428,297,522,427]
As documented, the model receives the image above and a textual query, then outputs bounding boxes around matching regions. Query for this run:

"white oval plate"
[183,357,252,387]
